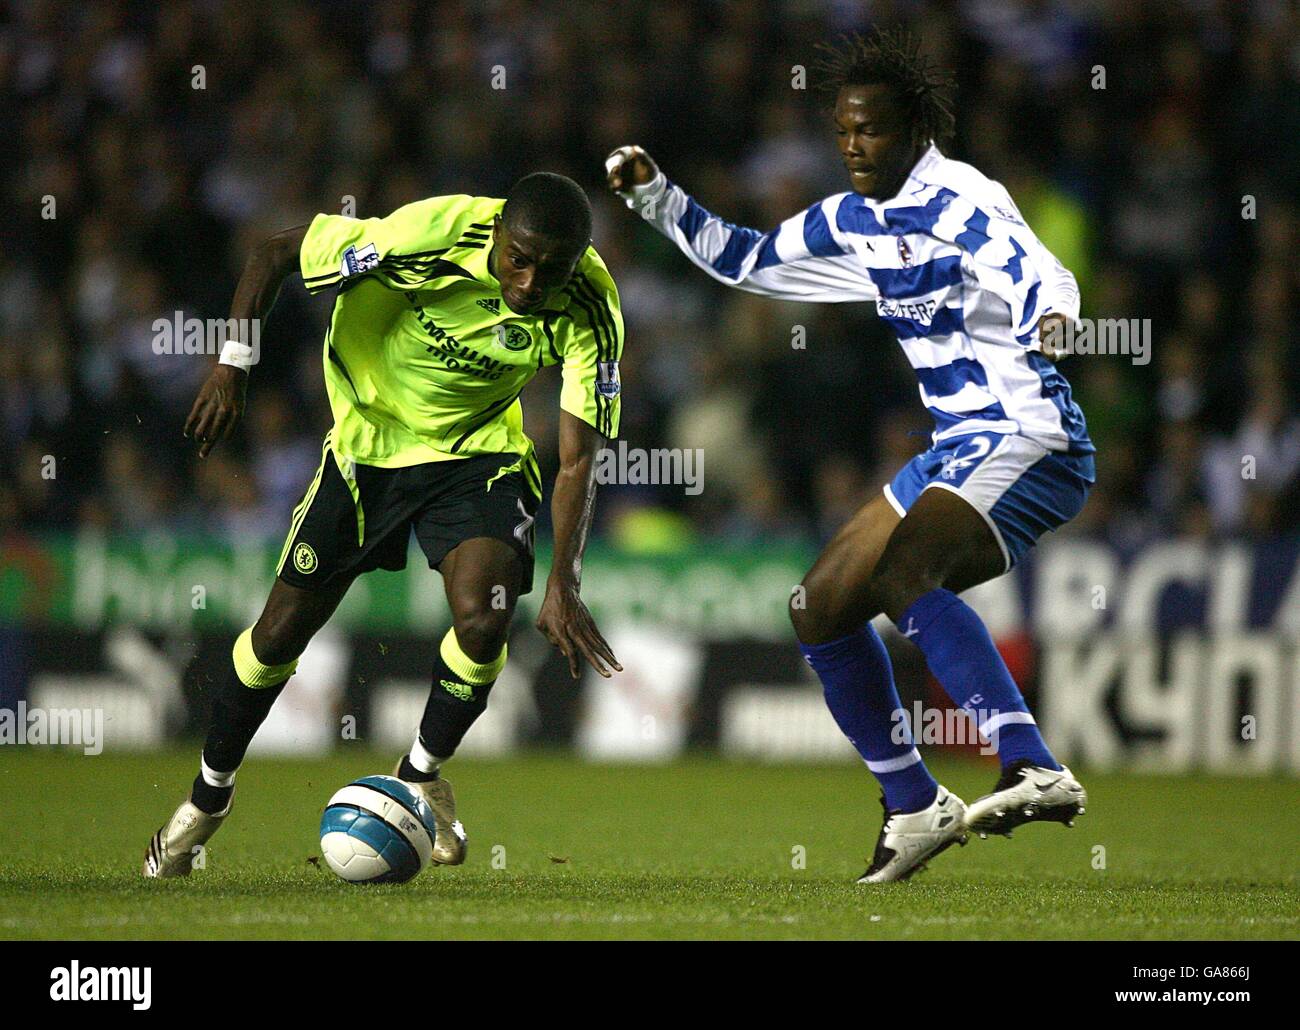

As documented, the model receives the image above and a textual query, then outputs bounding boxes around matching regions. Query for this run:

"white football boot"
[964,760,1087,837]
[392,760,467,865]
[143,791,232,878]
[857,786,969,884]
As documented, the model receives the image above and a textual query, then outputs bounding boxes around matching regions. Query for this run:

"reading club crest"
[495,323,533,351]
[898,237,913,268]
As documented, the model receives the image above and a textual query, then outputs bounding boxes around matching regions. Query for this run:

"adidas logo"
[440,679,474,701]
[476,298,500,314]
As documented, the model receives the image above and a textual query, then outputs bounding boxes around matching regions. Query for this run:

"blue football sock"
[801,624,939,813]
[898,588,1060,770]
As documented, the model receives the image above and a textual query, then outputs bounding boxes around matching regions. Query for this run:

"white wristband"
[623,171,667,215]
[218,339,255,372]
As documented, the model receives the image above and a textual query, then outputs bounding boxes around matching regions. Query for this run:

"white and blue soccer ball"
[319,775,438,884]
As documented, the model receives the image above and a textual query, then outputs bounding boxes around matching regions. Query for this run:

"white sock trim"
[200,757,237,789]
[866,748,923,774]
[979,711,1037,737]
[409,736,447,775]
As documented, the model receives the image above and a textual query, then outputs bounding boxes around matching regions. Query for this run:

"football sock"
[800,624,939,813]
[192,628,297,815]
[191,758,237,816]
[413,627,506,760]
[398,738,446,783]
[897,588,1060,770]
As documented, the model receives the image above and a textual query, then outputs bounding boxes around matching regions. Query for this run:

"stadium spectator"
[2,0,1296,548]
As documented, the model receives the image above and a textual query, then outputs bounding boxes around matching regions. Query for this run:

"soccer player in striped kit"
[608,29,1093,882]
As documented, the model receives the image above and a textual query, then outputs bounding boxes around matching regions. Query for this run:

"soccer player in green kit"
[144,173,624,877]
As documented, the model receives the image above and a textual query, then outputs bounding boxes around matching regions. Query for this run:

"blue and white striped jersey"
[623,145,1093,456]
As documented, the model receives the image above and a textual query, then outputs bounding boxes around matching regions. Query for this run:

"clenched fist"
[604,145,659,194]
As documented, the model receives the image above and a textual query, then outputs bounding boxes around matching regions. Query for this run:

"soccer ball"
[319,775,437,884]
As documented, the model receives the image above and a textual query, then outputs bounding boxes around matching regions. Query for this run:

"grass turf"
[0,749,1295,940]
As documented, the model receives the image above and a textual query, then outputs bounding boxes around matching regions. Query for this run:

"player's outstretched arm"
[535,410,623,680]
[605,145,877,303]
[184,224,308,458]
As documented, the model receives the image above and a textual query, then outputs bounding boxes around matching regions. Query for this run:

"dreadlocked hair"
[814,27,956,150]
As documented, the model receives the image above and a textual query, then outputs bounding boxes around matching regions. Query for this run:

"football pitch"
[1,749,1295,941]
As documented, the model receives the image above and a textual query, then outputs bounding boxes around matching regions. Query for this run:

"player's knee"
[790,566,843,644]
[789,578,817,641]
[250,612,308,666]
[866,556,939,624]
[450,602,511,663]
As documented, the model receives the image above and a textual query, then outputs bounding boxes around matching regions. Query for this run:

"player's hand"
[605,145,658,194]
[536,577,622,679]
[184,364,247,459]
[1037,312,1072,362]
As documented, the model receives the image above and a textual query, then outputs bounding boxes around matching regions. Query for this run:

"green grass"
[0,749,1295,940]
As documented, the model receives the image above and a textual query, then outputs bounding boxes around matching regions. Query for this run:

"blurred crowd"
[2,0,1298,554]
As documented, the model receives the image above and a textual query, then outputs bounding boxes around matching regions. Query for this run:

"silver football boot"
[143,791,233,878]
[392,760,467,865]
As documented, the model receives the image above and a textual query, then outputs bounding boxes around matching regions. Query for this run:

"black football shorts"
[276,442,540,594]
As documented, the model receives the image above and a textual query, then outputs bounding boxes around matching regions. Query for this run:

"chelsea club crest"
[494,323,533,352]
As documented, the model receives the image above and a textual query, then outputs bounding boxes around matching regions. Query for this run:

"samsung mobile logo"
[49,962,151,1010]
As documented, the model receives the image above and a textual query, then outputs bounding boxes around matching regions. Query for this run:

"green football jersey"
[298,194,623,491]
